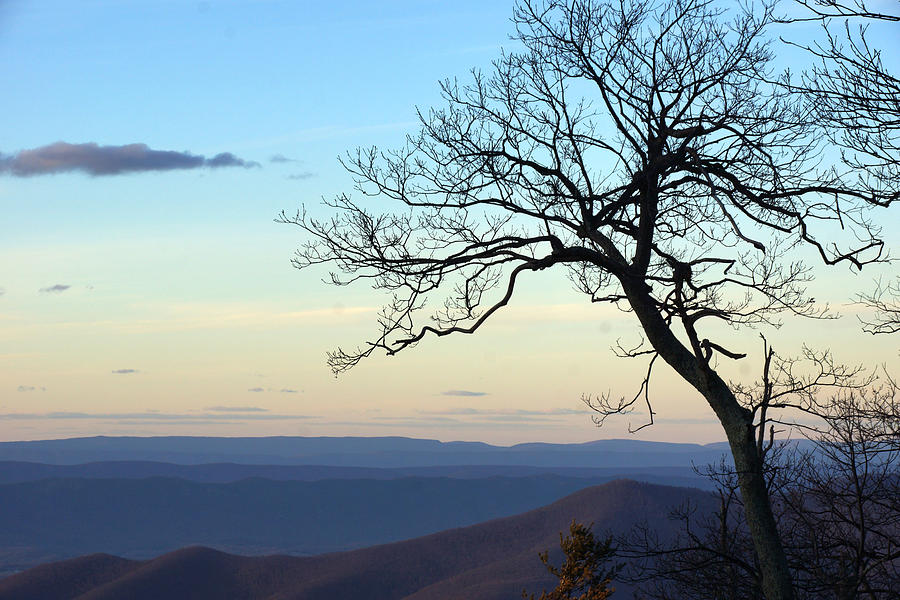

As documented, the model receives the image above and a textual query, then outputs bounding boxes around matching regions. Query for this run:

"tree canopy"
[282,1,897,598]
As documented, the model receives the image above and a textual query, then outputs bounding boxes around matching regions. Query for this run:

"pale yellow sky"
[2,0,898,445]
[2,235,897,445]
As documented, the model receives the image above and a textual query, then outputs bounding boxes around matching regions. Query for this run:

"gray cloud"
[248,387,265,392]
[0,142,259,177]
[314,407,587,430]
[441,390,489,397]
[280,388,299,393]
[111,368,138,375]
[416,406,586,424]
[0,287,5,296]
[426,407,583,416]
[17,385,45,392]
[207,406,269,412]
[629,413,719,425]
[0,411,311,422]
[287,171,317,180]
[269,154,298,163]
[328,417,568,429]
[205,152,254,168]
[39,284,71,293]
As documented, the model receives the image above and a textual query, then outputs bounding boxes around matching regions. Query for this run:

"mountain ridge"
[0,435,732,467]
[0,473,706,575]
[0,479,716,600]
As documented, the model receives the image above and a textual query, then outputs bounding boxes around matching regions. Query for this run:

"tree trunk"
[709,378,795,600]
[623,282,795,600]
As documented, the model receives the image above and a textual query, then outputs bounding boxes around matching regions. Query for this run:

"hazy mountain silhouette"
[0,436,736,576]
[0,436,731,467]
[0,480,716,600]
[0,460,707,486]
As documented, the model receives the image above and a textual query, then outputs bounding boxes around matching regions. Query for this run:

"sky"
[1,0,897,445]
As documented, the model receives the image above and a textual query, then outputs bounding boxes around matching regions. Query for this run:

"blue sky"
[1,0,897,444]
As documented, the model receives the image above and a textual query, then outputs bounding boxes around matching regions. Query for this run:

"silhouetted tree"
[790,1,899,199]
[788,2,900,337]
[525,521,618,600]
[620,349,900,599]
[858,277,900,336]
[281,1,895,598]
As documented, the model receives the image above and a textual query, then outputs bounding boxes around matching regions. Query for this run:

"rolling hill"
[0,474,673,575]
[0,479,716,600]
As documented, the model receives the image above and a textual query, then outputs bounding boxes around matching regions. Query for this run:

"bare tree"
[281,1,893,598]
[623,390,900,599]
[787,1,900,337]
[858,277,900,335]
[783,397,900,599]
[620,346,900,600]
[789,1,899,198]
[622,476,765,600]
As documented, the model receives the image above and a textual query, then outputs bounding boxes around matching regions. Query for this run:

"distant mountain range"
[0,435,735,592]
[0,480,717,600]
[0,435,732,467]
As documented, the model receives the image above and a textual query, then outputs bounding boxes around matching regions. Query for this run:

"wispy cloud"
[0,287,5,297]
[111,368,138,374]
[248,387,265,393]
[287,171,317,180]
[280,388,299,393]
[500,302,624,322]
[327,415,580,429]
[17,385,45,392]
[318,407,588,430]
[39,284,70,293]
[206,406,269,413]
[417,407,587,423]
[441,390,489,397]
[0,411,312,422]
[269,154,298,163]
[629,413,719,425]
[1,303,377,336]
[0,142,259,177]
